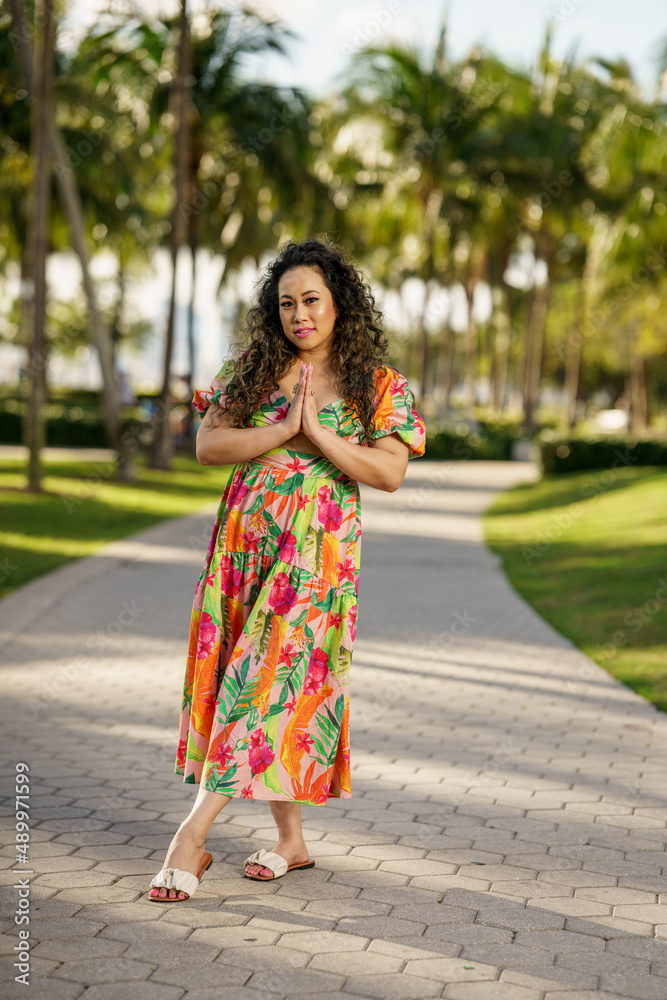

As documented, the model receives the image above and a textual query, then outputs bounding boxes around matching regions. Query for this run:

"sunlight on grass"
[0,455,234,600]
[483,466,667,713]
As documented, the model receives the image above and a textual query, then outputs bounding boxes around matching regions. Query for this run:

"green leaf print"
[246,609,266,650]
[314,526,324,574]
[204,761,238,795]
[259,712,283,794]
[185,734,205,762]
[247,492,265,516]
[303,525,317,567]
[311,718,339,769]
[265,474,304,497]
[218,653,252,724]
[335,647,352,685]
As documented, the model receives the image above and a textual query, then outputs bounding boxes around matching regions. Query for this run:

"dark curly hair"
[215,235,390,447]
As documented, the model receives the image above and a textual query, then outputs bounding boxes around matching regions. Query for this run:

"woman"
[148,236,426,901]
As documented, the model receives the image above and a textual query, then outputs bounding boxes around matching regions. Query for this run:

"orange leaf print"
[251,614,289,708]
[321,533,340,587]
[281,684,333,781]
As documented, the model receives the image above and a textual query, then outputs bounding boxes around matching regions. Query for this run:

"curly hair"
[215,235,390,447]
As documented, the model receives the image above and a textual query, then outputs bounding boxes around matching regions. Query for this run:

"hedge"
[538,435,667,474]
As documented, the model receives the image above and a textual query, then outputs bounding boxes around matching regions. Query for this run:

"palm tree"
[7,0,137,481]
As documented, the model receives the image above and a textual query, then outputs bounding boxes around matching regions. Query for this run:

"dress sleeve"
[370,367,426,459]
[192,358,236,415]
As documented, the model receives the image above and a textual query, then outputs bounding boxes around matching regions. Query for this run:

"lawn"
[483,465,667,713]
[0,455,235,601]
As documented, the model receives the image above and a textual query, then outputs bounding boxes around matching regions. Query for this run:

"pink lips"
[295,328,313,338]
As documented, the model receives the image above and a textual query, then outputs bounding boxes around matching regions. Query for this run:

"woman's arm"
[308,425,409,492]
[196,361,309,466]
[196,406,293,465]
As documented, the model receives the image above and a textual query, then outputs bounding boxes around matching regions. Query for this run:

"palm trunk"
[149,0,192,469]
[563,224,603,429]
[418,188,444,408]
[440,324,455,411]
[23,0,55,493]
[491,286,511,413]
[9,0,134,482]
[629,324,647,434]
[184,202,198,455]
[522,254,551,432]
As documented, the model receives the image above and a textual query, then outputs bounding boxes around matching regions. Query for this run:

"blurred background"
[2,0,666,479]
[1,0,666,706]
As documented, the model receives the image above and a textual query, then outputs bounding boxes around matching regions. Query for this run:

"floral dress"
[175,359,426,804]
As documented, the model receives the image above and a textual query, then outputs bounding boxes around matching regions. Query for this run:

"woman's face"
[277,265,338,357]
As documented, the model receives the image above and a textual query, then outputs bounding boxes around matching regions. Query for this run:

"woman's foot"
[150,824,207,900]
[244,838,310,878]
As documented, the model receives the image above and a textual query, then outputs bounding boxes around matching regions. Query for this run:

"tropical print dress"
[174,358,426,804]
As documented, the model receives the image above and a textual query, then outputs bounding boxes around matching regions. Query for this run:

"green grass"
[0,456,235,601]
[483,466,667,713]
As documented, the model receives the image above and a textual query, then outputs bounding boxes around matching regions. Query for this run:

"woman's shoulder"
[372,364,411,395]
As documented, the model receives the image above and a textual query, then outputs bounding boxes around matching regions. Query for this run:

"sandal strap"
[149,866,199,895]
[244,848,287,877]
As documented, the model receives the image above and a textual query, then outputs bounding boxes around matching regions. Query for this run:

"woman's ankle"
[175,819,208,848]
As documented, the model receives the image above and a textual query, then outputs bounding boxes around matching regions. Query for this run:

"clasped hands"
[280,360,331,446]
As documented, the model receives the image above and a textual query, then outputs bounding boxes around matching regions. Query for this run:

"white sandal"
[148,851,213,902]
[243,847,315,881]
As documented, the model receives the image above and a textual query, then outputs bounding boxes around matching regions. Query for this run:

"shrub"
[538,433,667,474]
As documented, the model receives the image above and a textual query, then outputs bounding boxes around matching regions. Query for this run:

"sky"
[64,0,667,99]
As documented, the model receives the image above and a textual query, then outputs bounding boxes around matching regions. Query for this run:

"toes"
[261,867,271,875]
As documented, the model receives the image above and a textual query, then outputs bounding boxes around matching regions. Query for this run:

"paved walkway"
[1,459,666,1000]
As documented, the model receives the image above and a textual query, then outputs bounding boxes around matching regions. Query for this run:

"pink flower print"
[268,572,298,616]
[316,782,329,804]
[296,732,314,753]
[317,484,331,505]
[286,456,308,473]
[285,695,298,714]
[329,611,343,630]
[304,646,328,695]
[228,473,249,509]
[241,785,254,798]
[296,492,310,511]
[249,741,275,775]
[176,738,187,769]
[249,728,265,749]
[211,742,234,765]
[240,529,260,554]
[197,613,217,658]
[317,495,343,532]
[275,402,289,420]
[220,555,243,596]
[336,556,355,584]
[348,604,357,643]
[277,530,297,561]
[278,643,298,668]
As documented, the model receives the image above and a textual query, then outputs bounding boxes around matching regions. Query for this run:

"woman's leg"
[151,785,232,899]
[244,800,310,877]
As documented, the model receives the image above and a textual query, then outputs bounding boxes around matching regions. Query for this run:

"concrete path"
[1,459,666,1000]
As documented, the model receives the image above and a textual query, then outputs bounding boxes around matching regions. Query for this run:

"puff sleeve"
[370,367,426,459]
[192,358,235,415]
